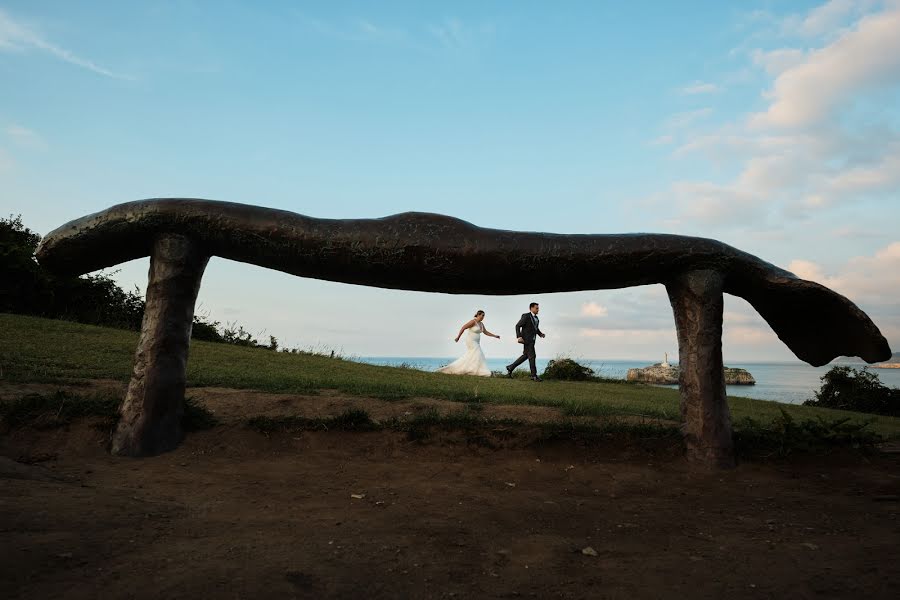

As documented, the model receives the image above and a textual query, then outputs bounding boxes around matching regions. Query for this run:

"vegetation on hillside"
[541,357,595,381]
[804,366,900,416]
[1,215,275,348]
[1,215,145,330]
[2,314,899,442]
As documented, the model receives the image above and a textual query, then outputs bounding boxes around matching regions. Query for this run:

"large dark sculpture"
[36,199,891,466]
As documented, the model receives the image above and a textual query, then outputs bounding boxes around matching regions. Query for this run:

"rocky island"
[627,356,755,385]
[872,352,900,369]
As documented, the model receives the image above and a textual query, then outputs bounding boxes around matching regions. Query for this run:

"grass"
[247,409,379,433]
[0,390,121,429]
[3,313,900,441]
[733,410,884,459]
[244,406,686,450]
[0,388,218,432]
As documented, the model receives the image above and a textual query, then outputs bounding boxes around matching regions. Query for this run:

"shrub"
[1,215,146,329]
[0,390,217,431]
[542,357,594,381]
[1,215,269,345]
[221,322,258,347]
[803,366,900,417]
[191,315,225,342]
[733,409,882,458]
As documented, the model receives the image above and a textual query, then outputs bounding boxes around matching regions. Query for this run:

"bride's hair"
[474,310,485,317]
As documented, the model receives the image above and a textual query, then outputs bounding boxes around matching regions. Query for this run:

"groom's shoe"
[505,365,514,378]
[531,376,543,382]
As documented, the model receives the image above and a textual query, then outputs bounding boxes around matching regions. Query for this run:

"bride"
[438,310,500,377]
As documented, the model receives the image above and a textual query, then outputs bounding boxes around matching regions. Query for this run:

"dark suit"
[508,312,543,377]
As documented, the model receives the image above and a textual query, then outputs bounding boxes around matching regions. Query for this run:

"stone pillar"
[666,270,734,468]
[112,235,209,457]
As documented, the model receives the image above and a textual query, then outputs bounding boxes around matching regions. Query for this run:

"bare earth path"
[1,384,899,599]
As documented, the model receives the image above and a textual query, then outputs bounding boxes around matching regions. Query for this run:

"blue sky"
[2,1,898,362]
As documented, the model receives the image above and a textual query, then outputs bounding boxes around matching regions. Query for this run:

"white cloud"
[296,14,409,45]
[427,18,493,53]
[681,81,721,95]
[669,181,763,226]
[786,258,828,282]
[724,325,779,346]
[795,0,874,37]
[649,134,674,146]
[790,242,900,313]
[825,147,900,197]
[751,48,806,75]
[0,8,129,79]
[580,302,608,317]
[295,13,490,54]
[830,225,891,239]
[751,6,900,129]
[665,108,713,129]
[654,1,900,231]
[6,124,46,150]
[783,245,900,352]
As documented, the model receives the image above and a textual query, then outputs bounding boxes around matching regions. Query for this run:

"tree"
[1,215,278,346]
[804,366,900,417]
[1,214,146,329]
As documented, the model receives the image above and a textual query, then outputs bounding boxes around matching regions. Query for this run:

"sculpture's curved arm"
[35,198,891,366]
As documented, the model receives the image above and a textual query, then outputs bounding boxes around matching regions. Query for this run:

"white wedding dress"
[438,321,491,377]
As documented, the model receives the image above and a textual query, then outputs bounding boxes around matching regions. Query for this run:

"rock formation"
[627,364,755,385]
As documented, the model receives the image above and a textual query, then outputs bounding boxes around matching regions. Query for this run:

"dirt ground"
[1,382,899,599]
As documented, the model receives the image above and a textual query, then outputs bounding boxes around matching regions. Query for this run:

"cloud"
[681,81,721,95]
[794,0,874,37]
[5,124,46,150]
[784,244,900,357]
[790,241,900,313]
[723,325,779,346]
[581,302,608,317]
[427,18,493,53]
[750,5,900,129]
[0,8,129,79]
[751,48,806,75]
[668,181,763,226]
[294,13,491,54]
[653,1,900,231]
[830,225,890,239]
[786,259,827,282]
[665,108,713,129]
[297,13,411,46]
[823,146,900,198]
[557,287,676,334]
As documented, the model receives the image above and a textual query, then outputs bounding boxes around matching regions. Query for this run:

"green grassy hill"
[2,312,899,437]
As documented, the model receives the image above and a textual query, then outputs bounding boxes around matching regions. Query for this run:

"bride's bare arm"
[455,319,477,342]
[482,326,500,339]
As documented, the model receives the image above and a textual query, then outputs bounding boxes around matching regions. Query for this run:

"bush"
[1,214,271,345]
[1,215,145,329]
[803,366,900,417]
[733,409,882,458]
[191,315,225,342]
[542,357,594,381]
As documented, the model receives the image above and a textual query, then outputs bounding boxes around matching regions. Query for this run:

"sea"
[355,357,900,405]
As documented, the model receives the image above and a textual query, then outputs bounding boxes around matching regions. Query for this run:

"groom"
[506,302,546,381]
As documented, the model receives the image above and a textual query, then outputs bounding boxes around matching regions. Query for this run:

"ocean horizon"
[354,356,900,405]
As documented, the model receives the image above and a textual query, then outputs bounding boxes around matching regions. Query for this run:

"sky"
[1,0,898,363]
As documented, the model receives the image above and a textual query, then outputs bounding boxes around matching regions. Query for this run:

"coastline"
[356,357,900,405]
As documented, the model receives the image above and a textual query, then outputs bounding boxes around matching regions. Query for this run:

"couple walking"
[437,303,546,380]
